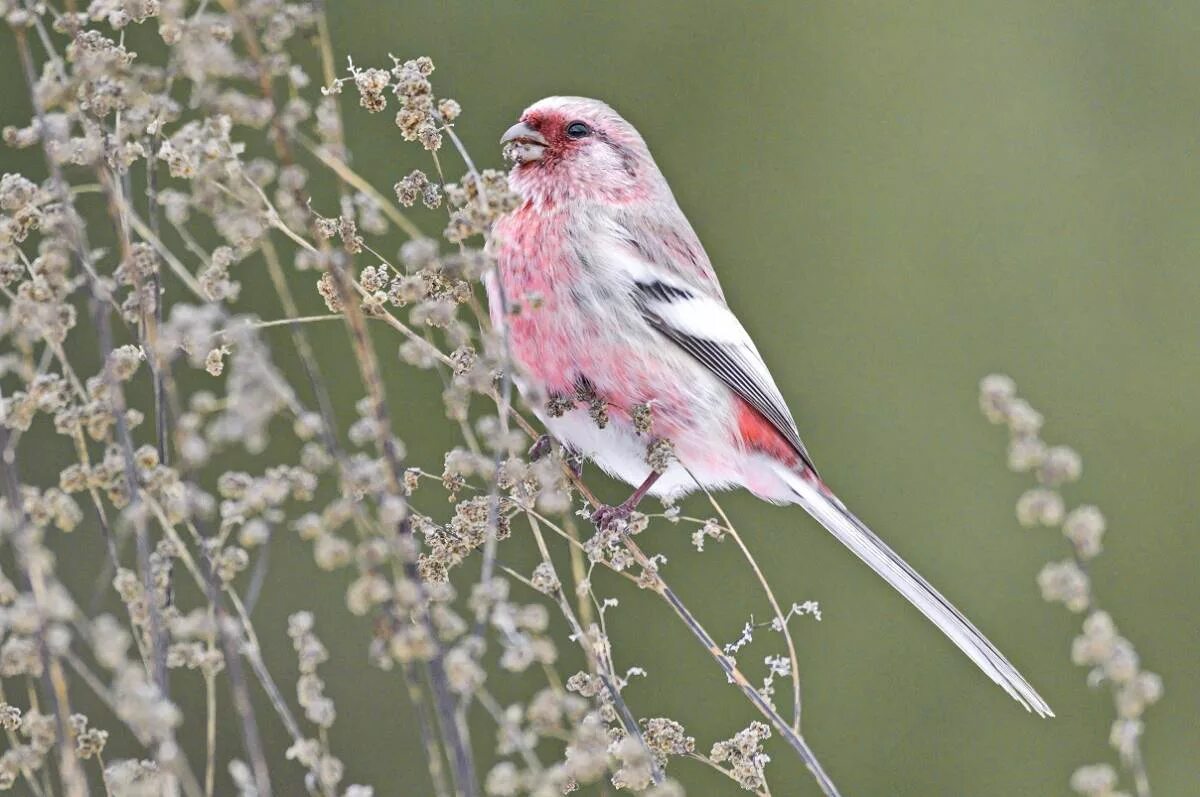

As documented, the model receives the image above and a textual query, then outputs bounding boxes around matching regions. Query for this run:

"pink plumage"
[488,96,1052,717]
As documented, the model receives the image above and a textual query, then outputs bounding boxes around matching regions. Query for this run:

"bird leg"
[565,449,584,478]
[591,470,662,529]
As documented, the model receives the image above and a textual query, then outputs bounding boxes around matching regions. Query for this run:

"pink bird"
[489,96,1052,717]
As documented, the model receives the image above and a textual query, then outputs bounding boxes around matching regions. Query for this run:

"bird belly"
[540,406,742,500]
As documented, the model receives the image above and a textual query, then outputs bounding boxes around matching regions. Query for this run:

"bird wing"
[594,229,817,473]
[610,205,725,298]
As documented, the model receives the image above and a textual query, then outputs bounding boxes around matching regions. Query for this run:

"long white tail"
[778,467,1053,717]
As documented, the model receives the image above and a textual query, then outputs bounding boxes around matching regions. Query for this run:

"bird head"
[500,96,660,205]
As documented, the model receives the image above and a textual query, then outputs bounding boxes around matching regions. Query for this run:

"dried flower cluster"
[981,375,1162,797]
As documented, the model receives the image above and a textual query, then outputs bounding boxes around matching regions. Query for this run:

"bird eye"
[565,121,592,139]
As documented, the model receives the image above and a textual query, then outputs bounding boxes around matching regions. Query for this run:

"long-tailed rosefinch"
[490,96,1051,716]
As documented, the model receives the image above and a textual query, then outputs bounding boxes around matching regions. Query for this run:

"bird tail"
[776,466,1053,717]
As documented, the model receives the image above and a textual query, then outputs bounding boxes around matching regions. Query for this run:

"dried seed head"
[1037,560,1090,612]
[1016,488,1064,527]
[1063,505,1106,559]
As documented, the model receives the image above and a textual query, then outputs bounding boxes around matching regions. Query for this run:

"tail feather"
[779,467,1053,717]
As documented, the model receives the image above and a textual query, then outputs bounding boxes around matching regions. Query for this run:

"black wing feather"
[633,280,818,475]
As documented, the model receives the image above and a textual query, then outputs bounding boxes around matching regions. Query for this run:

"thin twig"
[525,514,664,785]
[324,248,479,796]
[621,531,841,797]
[198,553,273,797]
[13,15,171,710]
[702,487,804,730]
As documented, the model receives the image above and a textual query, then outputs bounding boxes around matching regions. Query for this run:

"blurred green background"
[8,1,1200,795]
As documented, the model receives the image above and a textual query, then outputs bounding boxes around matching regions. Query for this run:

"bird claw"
[590,503,632,530]
[528,434,553,462]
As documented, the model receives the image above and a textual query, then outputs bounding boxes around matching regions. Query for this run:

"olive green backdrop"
[7,2,1200,795]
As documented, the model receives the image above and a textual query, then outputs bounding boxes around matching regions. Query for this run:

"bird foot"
[528,434,553,462]
[590,502,632,530]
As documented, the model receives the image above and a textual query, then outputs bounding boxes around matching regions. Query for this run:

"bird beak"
[500,121,547,163]
[500,121,547,147]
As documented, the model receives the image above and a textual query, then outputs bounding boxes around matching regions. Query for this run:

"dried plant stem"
[477,687,545,773]
[401,663,454,797]
[217,0,292,162]
[204,577,272,797]
[325,252,479,796]
[0,436,85,797]
[262,241,458,797]
[95,169,172,698]
[525,514,664,785]
[60,652,116,717]
[1128,748,1151,797]
[521,503,599,628]
[618,529,840,797]
[31,571,88,797]
[60,650,203,797]
[498,409,841,793]
[1071,570,1153,797]
[981,376,1158,797]
[144,115,168,469]
[203,667,217,797]
[144,502,328,796]
[296,135,423,239]
[225,589,304,740]
[424,658,480,797]
[259,236,346,458]
[214,314,345,335]
[123,210,206,298]
[684,752,771,797]
[12,18,176,767]
[134,508,275,797]
[561,516,597,630]
[17,29,177,727]
[243,208,459,796]
[245,180,456,374]
[703,489,804,730]
[0,683,48,797]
